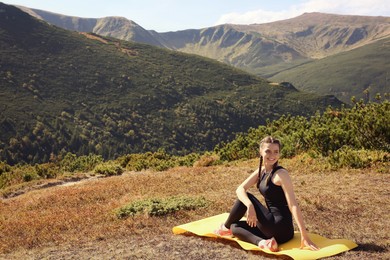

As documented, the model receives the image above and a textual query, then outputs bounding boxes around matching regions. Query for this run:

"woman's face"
[261,143,280,165]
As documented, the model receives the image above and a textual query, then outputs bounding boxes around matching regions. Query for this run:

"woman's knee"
[230,223,238,233]
[275,228,294,244]
[230,223,245,237]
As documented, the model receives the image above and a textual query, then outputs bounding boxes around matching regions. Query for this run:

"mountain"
[17,7,390,73]
[157,25,310,77]
[13,6,390,103]
[158,12,390,79]
[0,3,342,164]
[230,12,390,59]
[13,6,313,75]
[15,5,165,47]
[270,37,390,103]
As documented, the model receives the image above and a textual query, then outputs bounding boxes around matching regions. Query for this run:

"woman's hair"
[257,136,282,186]
[259,136,282,152]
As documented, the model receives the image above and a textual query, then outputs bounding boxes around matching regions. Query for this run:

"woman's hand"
[246,204,257,227]
[300,236,320,250]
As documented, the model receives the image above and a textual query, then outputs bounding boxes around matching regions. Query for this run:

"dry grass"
[0,158,389,259]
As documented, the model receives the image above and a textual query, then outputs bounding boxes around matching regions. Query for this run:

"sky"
[3,0,390,32]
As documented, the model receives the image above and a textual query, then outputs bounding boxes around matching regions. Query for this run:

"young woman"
[214,136,319,252]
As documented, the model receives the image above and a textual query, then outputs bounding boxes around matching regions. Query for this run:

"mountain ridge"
[15,5,165,47]
[13,5,390,103]
[236,12,390,58]
[18,6,390,62]
[0,3,343,164]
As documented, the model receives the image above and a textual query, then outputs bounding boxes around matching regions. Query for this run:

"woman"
[214,136,319,252]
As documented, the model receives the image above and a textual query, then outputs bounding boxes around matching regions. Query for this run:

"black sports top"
[258,166,292,224]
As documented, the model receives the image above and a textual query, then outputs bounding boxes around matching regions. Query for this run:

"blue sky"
[3,0,390,32]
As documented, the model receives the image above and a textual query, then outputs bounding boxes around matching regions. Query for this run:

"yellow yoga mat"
[172,213,358,260]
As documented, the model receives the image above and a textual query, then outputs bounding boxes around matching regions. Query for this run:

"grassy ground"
[0,157,389,259]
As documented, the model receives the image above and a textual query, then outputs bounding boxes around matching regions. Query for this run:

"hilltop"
[0,158,389,259]
[0,3,342,164]
[15,5,164,47]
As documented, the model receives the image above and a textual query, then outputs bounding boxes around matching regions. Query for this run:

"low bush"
[0,166,28,189]
[215,100,390,162]
[116,196,209,218]
[94,162,123,176]
[60,153,103,172]
[328,146,389,169]
[175,153,200,167]
[34,163,58,179]
[23,172,37,182]
[0,161,11,175]
[119,149,199,172]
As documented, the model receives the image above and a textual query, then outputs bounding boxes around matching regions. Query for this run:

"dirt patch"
[80,32,138,57]
[80,32,108,44]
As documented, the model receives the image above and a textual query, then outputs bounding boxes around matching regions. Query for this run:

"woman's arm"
[236,169,259,227]
[275,169,319,250]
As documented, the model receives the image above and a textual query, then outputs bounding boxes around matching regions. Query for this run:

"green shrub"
[23,171,38,182]
[116,154,132,168]
[122,153,151,171]
[153,160,175,171]
[0,161,11,175]
[0,165,33,189]
[34,163,58,179]
[0,171,13,189]
[60,153,103,172]
[328,146,389,169]
[121,150,177,171]
[214,101,390,162]
[175,153,200,167]
[116,196,209,219]
[94,162,124,176]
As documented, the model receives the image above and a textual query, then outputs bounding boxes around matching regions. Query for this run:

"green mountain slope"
[270,37,390,103]
[0,3,343,164]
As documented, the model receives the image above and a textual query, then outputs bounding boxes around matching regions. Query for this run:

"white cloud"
[215,0,390,26]
[216,9,300,25]
[299,0,390,16]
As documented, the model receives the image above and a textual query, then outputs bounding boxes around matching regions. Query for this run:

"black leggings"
[224,193,294,245]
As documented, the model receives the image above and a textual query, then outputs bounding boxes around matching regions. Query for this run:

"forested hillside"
[0,3,342,165]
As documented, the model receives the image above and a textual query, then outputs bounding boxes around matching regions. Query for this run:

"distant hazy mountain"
[15,5,165,47]
[0,3,342,164]
[230,12,390,59]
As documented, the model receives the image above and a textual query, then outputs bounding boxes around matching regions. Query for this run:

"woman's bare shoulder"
[273,167,291,185]
[276,166,289,175]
